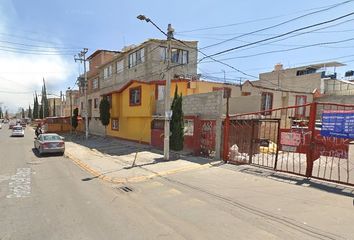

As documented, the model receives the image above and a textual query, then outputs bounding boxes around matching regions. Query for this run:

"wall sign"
[280,132,301,146]
[321,110,354,139]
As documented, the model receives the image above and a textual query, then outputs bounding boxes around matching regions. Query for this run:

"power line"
[0,39,81,50]
[203,37,354,61]
[200,0,354,50]
[177,0,353,34]
[200,11,354,61]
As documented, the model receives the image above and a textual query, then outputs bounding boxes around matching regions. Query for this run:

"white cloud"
[0,2,77,113]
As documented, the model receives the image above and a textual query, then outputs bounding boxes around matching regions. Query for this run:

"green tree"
[0,107,3,119]
[33,93,39,119]
[53,99,56,116]
[41,79,49,118]
[28,105,32,119]
[5,110,8,120]
[170,86,184,151]
[71,108,79,131]
[39,104,43,119]
[21,108,25,119]
[99,96,110,136]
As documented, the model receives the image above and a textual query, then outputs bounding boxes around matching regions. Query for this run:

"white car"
[34,133,65,156]
[12,125,24,137]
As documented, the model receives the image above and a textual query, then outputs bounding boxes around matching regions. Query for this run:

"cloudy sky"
[1,0,354,112]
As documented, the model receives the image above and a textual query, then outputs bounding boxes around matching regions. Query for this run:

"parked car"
[34,133,65,156]
[20,122,26,128]
[8,122,16,129]
[11,126,24,137]
[0,123,2,129]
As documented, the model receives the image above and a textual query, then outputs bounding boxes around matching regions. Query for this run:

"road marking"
[6,168,31,198]
[0,175,10,183]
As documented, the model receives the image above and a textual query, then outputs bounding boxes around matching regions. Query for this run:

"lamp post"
[68,87,73,135]
[137,15,174,161]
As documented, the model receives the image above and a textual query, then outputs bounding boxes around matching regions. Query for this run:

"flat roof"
[290,61,345,70]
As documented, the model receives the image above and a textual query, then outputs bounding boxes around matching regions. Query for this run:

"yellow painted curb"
[65,150,218,184]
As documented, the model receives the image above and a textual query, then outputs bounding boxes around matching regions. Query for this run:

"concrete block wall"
[155,91,223,118]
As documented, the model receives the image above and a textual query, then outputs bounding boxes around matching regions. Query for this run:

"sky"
[1,0,354,112]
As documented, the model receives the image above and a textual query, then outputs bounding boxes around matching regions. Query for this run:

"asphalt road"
[0,124,352,239]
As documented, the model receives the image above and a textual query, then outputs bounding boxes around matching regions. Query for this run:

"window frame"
[295,95,307,117]
[111,118,119,131]
[128,48,145,68]
[261,92,273,115]
[171,48,189,64]
[94,98,99,109]
[129,86,142,106]
[92,78,99,90]
[116,60,124,73]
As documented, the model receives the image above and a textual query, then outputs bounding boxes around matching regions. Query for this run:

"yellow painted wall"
[107,82,154,143]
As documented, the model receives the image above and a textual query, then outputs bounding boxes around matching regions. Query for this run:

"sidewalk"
[63,133,219,183]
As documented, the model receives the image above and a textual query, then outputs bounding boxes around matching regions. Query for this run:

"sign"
[280,132,301,146]
[321,110,354,139]
[282,145,297,152]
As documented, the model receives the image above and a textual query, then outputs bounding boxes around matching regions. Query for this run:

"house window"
[295,95,307,117]
[129,86,141,106]
[128,48,145,68]
[184,119,194,136]
[261,92,273,115]
[111,118,119,131]
[171,48,188,64]
[94,98,99,109]
[241,92,251,96]
[160,47,167,61]
[116,60,124,73]
[92,78,99,89]
[157,85,165,100]
[103,65,112,79]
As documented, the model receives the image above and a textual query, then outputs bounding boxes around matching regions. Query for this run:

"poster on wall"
[321,110,354,139]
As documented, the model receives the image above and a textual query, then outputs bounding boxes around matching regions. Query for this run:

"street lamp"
[68,87,73,135]
[137,15,174,161]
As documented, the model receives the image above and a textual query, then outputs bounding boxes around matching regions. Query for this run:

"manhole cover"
[114,186,133,193]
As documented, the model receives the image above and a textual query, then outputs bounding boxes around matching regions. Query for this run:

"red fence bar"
[306,102,317,178]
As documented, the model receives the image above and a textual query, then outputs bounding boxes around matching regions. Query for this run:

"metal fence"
[223,102,354,186]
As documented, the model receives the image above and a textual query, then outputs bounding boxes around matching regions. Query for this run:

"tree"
[41,79,49,118]
[21,108,25,119]
[53,99,56,116]
[33,93,39,119]
[39,104,43,119]
[28,105,32,119]
[5,110,8,120]
[170,86,184,151]
[0,107,3,119]
[99,96,110,136]
[71,108,79,131]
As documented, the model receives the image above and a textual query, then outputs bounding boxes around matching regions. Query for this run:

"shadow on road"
[223,164,354,198]
[31,148,64,158]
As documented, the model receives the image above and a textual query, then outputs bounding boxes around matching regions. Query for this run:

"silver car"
[34,133,65,156]
[12,125,24,137]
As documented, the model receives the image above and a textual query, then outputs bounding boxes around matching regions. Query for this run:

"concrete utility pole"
[137,15,174,160]
[60,91,63,117]
[68,87,73,135]
[75,48,89,140]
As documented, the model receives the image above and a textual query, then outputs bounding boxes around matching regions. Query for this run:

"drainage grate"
[115,186,133,193]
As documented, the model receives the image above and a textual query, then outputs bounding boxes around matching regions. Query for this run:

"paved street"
[1,125,354,239]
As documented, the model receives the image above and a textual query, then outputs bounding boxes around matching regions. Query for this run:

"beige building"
[48,97,62,117]
[63,90,80,117]
[79,38,198,136]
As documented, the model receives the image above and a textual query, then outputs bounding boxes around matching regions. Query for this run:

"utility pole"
[163,24,174,161]
[75,48,89,140]
[137,15,174,160]
[68,87,73,135]
[60,91,63,117]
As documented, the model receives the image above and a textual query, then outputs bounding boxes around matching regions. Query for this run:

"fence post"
[306,102,317,178]
[222,116,230,162]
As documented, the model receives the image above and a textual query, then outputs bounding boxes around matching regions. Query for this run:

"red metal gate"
[224,102,354,186]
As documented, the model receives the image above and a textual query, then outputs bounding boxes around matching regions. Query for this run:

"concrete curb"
[64,151,220,184]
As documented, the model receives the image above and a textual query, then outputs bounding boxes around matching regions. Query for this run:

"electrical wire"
[177,0,354,34]
[200,11,354,60]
